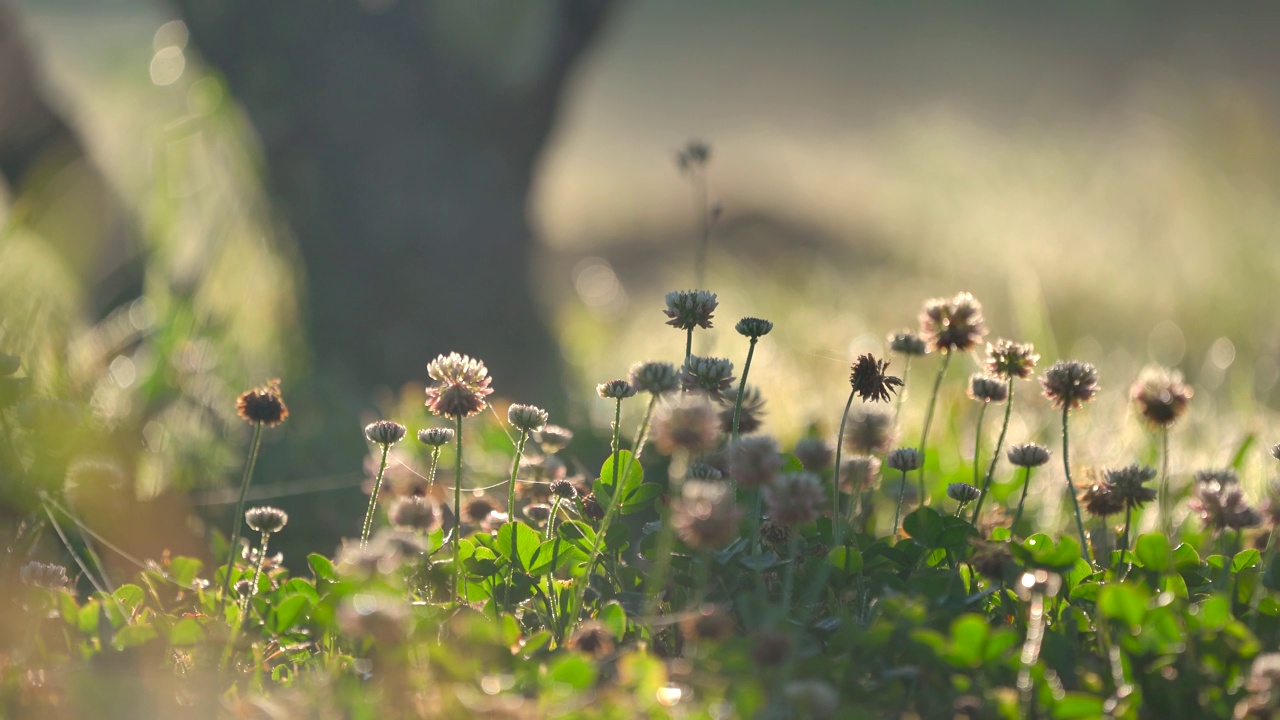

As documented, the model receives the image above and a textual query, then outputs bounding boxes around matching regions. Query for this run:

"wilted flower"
[839,456,881,493]
[1104,465,1157,510]
[849,354,903,403]
[947,482,980,505]
[597,379,636,400]
[1079,479,1125,518]
[729,436,782,490]
[1193,482,1263,533]
[21,561,69,590]
[1041,360,1099,410]
[720,385,766,434]
[536,425,574,452]
[569,621,616,659]
[672,481,744,549]
[236,379,288,427]
[508,404,549,432]
[425,352,493,419]
[763,471,825,526]
[682,355,736,398]
[985,339,1039,380]
[417,427,455,447]
[463,498,496,523]
[919,292,987,354]
[967,374,1008,403]
[793,436,833,473]
[550,479,578,500]
[888,330,927,357]
[1130,365,1193,429]
[245,506,288,534]
[886,447,923,472]
[651,395,722,455]
[389,496,440,531]
[664,290,718,330]
[365,420,407,446]
[1007,443,1051,468]
[843,407,897,455]
[629,361,680,396]
[580,493,606,522]
[758,520,792,552]
[1195,468,1240,486]
[735,317,773,339]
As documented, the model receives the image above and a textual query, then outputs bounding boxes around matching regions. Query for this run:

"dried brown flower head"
[425,352,493,419]
[672,481,744,549]
[849,354,903,403]
[651,395,722,455]
[1193,481,1262,533]
[1104,465,1157,510]
[1130,365,1193,429]
[236,379,288,427]
[464,497,496,523]
[763,471,825,526]
[389,496,440,531]
[729,436,782,490]
[1041,360,1099,410]
[597,379,636,400]
[843,407,897,455]
[681,604,736,641]
[967,374,1008,403]
[839,455,881,493]
[758,519,793,552]
[888,330,928,357]
[1079,477,1125,518]
[793,436,833,473]
[569,621,615,659]
[550,479,578,500]
[920,292,987,354]
[751,628,793,668]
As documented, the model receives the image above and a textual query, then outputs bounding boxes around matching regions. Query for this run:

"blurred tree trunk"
[172,1,615,411]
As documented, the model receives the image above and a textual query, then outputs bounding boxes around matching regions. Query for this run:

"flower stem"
[893,356,912,427]
[731,337,758,441]
[1012,467,1034,536]
[917,350,952,507]
[893,469,909,537]
[568,398,625,631]
[631,394,659,462]
[1061,405,1091,563]
[1158,427,1171,537]
[426,446,442,488]
[505,430,531,609]
[242,531,270,616]
[684,327,694,370]
[971,402,989,491]
[360,443,392,548]
[832,388,857,546]
[223,421,264,605]
[970,381,1013,528]
[452,415,464,606]
[1119,505,1133,569]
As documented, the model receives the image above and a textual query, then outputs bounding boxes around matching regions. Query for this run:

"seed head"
[947,482,981,504]
[389,496,440,531]
[245,506,289,534]
[536,425,574,452]
[888,330,928,357]
[985,339,1039,380]
[365,420,407,446]
[848,354,903,403]
[417,427,455,447]
[720,385,766,434]
[672,480,744,549]
[967,374,1008,403]
[1104,465,1157,509]
[236,379,288,427]
[839,455,881,493]
[425,352,493,419]
[629,361,680,396]
[886,447,923,472]
[1130,365,1193,429]
[763,471,825,526]
[681,355,736,399]
[1007,443,1051,468]
[729,436,782,490]
[919,292,987,354]
[651,395,722,455]
[21,561,69,590]
[843,407,897,455]
[735,316,774,339]
[793,436,833,473]
[1041,360,1099,410]
[664,289,718,331]
[508,403,549,432]
[550,479,578,500]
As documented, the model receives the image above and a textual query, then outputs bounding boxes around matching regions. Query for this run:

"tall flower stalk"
[887,448,923,537]
[731,317,773,440]
[240,507,287,615]
[1007,444,1051,533]
[223,380,287,605]
[915,350,951,506]
[972,341,1039,527]
[887,330,927,427]
[360,421,406,548]
[1042,360,1099,562]
[504,404,548,608]
[424,352,494,606]
[834,354,903,543]
[1130,365,1192,536]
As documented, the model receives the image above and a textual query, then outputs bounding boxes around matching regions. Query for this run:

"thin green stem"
[917,351,953,507]
[970,381,1014,528]
[832,388,857,546]
[360,443,392,548]
[630,394,659,463]
[426,446,442,488]
[731,338,758,441]
[568,398,625,631]
[452,415,464,606]
[43,502,107,596]
[684,327,694,370]
[223,421,264,604]
[1158,427,1171,537]
[242,531,270,616]
[971,402,989,493]
[1061,405,1091,563]
[1120,505,1133,566]
[505,431,530,609]
[893,469,909,538]
[892,357,913,428]
[1012,467,1034,536]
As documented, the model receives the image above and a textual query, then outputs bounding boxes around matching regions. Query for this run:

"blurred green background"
[5,0,1280,568]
